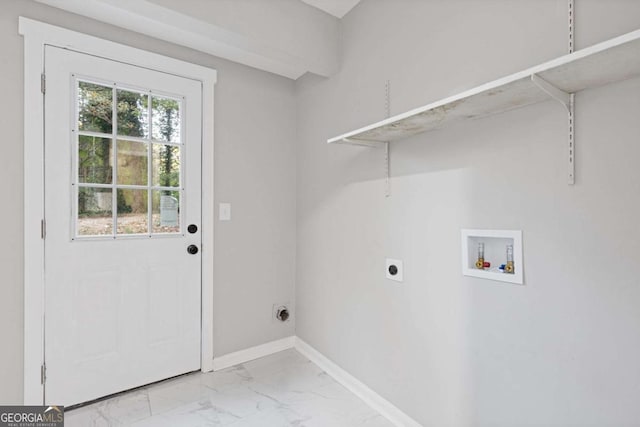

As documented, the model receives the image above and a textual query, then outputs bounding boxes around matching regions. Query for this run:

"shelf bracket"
[531,74,575,185]
[530,74,571,113]
[340,137,385,148]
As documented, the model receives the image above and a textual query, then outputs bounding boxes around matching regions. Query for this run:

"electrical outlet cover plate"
[385,258,403,282]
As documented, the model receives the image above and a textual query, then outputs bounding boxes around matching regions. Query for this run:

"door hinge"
[41,73,46,94]
[41,219,46,239]
[41,363,46,385]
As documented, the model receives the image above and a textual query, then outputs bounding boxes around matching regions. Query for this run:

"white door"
[44,46,202,406]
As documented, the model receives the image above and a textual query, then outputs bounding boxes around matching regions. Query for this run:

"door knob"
[187,245,199,255]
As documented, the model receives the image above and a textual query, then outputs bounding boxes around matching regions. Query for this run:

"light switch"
[219,203,231,221]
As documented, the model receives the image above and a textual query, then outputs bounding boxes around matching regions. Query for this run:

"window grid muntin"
[78,130,182,147]
[73,76,184,240]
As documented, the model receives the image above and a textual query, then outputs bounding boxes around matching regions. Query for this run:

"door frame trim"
[19,17,217,404]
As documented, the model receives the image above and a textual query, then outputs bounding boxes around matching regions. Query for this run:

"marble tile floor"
[65,349,394,426]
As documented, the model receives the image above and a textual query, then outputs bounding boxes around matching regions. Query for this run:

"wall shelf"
[328,28,640,146]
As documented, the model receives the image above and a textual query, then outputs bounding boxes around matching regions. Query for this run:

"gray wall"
[0,0,296,404]
[295,0,640,425]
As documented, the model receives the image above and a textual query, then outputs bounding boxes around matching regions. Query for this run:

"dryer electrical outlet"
[385,259,403,282]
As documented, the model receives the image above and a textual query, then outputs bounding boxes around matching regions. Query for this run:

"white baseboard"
[294,337,422,427]
[212,336,421,426]
[212,336,295,371]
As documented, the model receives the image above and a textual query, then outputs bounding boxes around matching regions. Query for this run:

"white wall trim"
[34,0,338,79]
[212,336,296,371]
[19,17,217,404]
[294,338,423,427]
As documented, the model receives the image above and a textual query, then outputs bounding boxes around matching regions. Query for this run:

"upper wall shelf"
[328,28,640,146]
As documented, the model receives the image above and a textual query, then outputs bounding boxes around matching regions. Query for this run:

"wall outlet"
[272,303,291,322]
[385,258,403,282]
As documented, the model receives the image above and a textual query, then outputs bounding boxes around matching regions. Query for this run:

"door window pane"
[78,187,113,236]
[151,96,180,142]
[152,144,180,187]
[74,81,184,238]
[117,189,148,235]
[78,82,113,133]
[117,140,148,186]
[117,89,149,138]
[152,190,180,234]
[78,135,112,184]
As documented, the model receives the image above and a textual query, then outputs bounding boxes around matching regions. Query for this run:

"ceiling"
[300,0,361,18]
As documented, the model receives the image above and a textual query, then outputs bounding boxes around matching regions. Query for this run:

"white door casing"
[45,46,201,406]
[20,18,217,405]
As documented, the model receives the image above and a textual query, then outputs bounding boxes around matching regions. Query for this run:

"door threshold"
[65,370,201,411]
